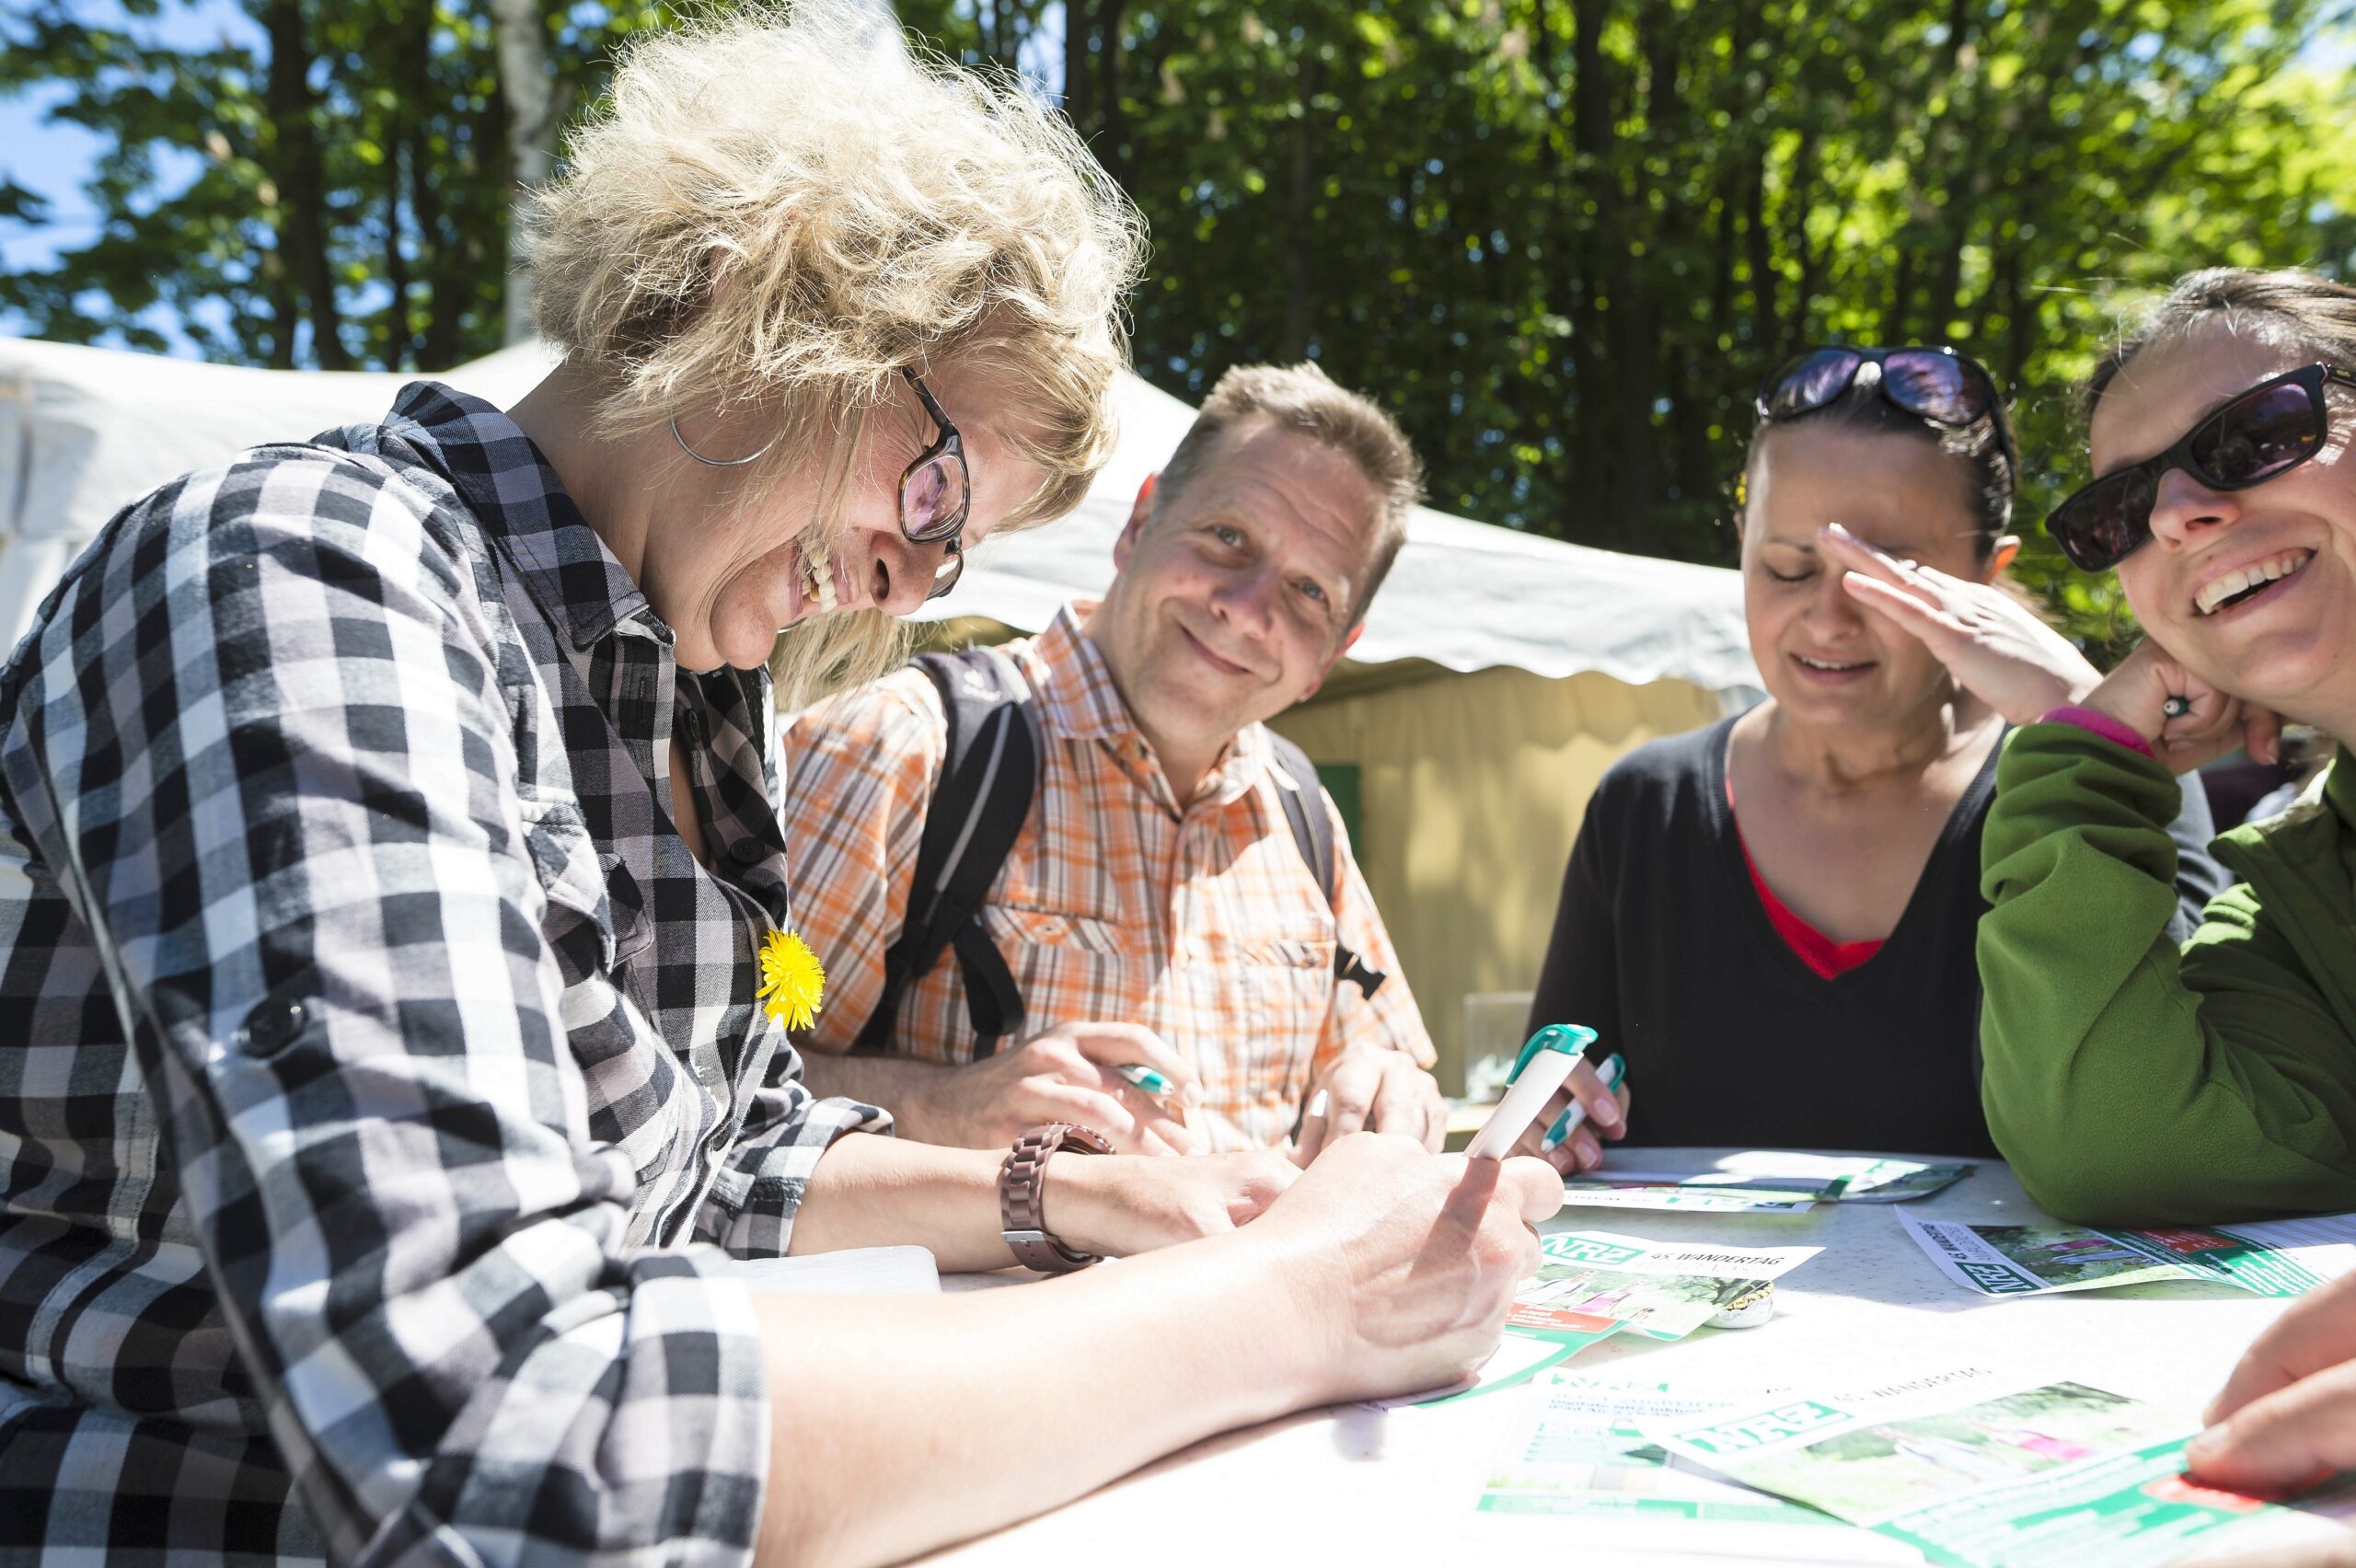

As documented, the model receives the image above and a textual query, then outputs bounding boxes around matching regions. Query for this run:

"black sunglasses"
[1758,345,2018,476]
[2046,363,2356,572]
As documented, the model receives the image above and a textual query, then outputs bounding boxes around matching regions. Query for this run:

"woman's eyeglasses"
[898,366,969,600]
[1757,345,2017,478]
[2046,363,2356,572]
[926,536,964,603]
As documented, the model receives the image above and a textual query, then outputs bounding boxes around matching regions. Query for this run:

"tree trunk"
[1097,0,1126,188]
[385,144,410,369]
[1705,0,1757,355]
[1063,0,1090,128]
[1563,0,1624,545]
[490,0,556,345]
[1744,143,1773,357]
[398,0,443,367]
[1282,57,1322,360]
[410,114,458,368]
[264,251,298,371]
[1607,8,1669,549]
[261,0,349,369]
[1883,250,1914,345]
[1783,128,1818,347]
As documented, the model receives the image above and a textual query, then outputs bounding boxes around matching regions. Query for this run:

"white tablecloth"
[925,1148,2356,1566]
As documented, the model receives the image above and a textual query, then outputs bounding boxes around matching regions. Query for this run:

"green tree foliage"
[6,0,2352,643]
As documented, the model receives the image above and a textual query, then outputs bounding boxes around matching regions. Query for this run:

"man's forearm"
[799,1048,957,1142]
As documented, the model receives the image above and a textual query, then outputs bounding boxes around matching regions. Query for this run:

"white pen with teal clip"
[1114,1063,1177,1101]
[1541,1051,1625,1154]
[1463,1024,1600,1160]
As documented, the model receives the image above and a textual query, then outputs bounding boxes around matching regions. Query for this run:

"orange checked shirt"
[783,603,1433,1150]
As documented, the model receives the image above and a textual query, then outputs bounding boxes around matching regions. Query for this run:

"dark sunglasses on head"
[1758,346,2017,473]
[2046,363,2356,572]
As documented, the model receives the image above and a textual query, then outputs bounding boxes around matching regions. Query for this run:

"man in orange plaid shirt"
[784,363,1445,1155]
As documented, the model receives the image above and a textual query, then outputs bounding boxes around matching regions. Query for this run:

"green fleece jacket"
[1981,722,2356,1225]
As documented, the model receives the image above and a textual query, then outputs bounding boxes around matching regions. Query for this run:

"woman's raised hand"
[1251,1133,1562,1405]
[1819,522,2101,725]
[2075,638,2283,774]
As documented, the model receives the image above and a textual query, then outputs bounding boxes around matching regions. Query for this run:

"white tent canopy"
[0,335,1757,693]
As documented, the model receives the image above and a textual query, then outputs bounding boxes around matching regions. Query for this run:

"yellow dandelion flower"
[756,928,826,1031]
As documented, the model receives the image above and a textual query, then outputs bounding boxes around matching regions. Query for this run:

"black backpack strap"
[1265,733,1385,999]
[853,647,1038,1058]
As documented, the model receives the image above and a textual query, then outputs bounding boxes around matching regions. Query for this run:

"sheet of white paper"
[1561,1181,1823,1214]
[1706,1153,1975,1202]
[2222,1212,2356,1268]
[733,1245,941,1295]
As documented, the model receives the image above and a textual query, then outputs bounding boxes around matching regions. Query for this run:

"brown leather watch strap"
[999,1122,1113,1273]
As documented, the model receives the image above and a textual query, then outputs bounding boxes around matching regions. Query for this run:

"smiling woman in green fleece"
[1823,265,2356,1228]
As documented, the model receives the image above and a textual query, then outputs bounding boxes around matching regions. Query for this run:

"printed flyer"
[1645,1366,2325,1568]
[1507,1229,1821,1343]
[1714,1152,1976,1203]
[1472,1374,1923,1562]
[1560,1174,1833,1214]
[1900,1210,2356,1299]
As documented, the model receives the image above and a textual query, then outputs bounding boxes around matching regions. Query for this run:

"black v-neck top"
[1527,717,2229,1156]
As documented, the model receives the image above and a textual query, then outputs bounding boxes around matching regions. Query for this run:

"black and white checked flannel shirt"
[0,382,888,1564]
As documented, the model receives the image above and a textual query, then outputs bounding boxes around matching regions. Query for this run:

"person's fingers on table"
[1558,1125,1606,1175]
[1106,1081,1199,1156]
[1507,1085,1576,1161]
[2207,1274,2356,1423]
[1024,1081,1152,1151]
[1059,1021,1200,1105]
[1291,1088,1333,1168]
[1562,1059,1624,1140]
[1126,1114,1199,1158]
[1318,1055,1384,1144]
[1152,1116,1207,1156]
[2187,1356,2356,1494]
[1369,1058,1446,1150]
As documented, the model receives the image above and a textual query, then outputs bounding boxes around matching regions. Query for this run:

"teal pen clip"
[1114,1063,1177,1101]
[1509,1023,1598,1081]
[1540,1049,1625,1153]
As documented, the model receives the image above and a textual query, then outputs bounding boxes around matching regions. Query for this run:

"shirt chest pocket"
[982,904,1132,957]
[517,791,654,986]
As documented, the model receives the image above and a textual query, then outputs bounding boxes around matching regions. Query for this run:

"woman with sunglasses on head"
[1519,345,2223,1172]
[1853,268,2356,1232]
[0,13,1564,1567]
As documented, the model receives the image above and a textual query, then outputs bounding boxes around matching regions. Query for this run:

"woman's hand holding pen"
[1250,1134,1564,1405]
[1510,1056,1631,1175]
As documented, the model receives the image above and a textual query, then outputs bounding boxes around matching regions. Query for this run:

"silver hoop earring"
[671,414,779,467]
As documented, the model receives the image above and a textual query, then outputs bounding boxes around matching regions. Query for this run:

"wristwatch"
[999,1122,1113,1273]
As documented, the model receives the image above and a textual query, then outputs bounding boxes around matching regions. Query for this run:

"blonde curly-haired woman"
[0,9,1558,1565]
